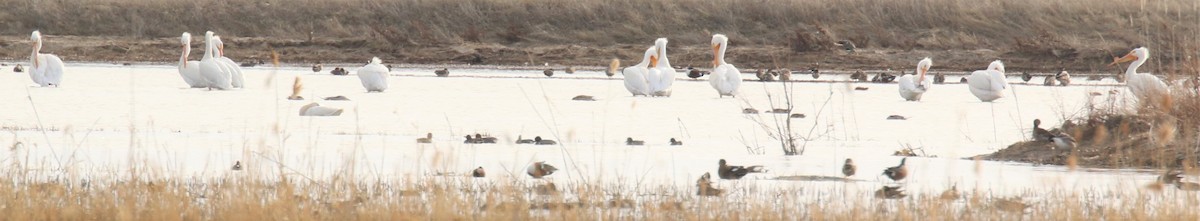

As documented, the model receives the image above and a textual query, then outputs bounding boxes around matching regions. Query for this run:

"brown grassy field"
[0,0,1197,73]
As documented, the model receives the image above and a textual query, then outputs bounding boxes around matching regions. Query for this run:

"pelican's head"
[655,38,668,55]
[370,57,382,65]
[31,30,41,42]
[711,34,728,67]
[205,31,214,39]
[213,35,225,55]
[988,60,1005,73]
[1111,47,1149,66]
[917,58,932,76]
[181,32,192,45]
[642,46,657,67]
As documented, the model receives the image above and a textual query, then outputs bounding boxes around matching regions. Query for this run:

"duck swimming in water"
[717,159,766,179]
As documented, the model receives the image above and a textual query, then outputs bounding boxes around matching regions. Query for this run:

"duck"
[842,158,856,177]
[790,113,806,118]
[471,167,486,178]
[933,73,946,84]
[13,64,24,73]
[742,108,760,114]
[299,103,343,116]
[526,161,558,178]
[311,64,322,72]
[533,136,557,145]
[240,60,265,67]
[837,40,856,52]
[516,135,535,144]
[717,159,766,179]
[606,58,620,77]
[463,135,476,144]
[626,137,645,146]
[543,69,554,77]
[669,138,683,146]
[1043,75,1057,86]
[756,69,775,82]
[416,133,433,143]
[1055,70,1071,86]
[331,67,348,76]
[882,157,907,181]
[1051,132,1076,150]
[1021,72,1033,82]
[959,77,968,83]
[874,186,906,199]
[696,172,723,196]
[467,134,498,144]
[435,68,449,77]
[1032,119,1054,142]
[565,66,576,74]
[232,161,243,171]
[687,66,704,79]
[287,76,304,100]
[850,71,868,82]
[777,68,792,81]
[1159,170,1183,185]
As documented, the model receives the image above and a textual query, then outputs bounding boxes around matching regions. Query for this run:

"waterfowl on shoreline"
[330,67,348,75]
[516,135,535,144]
[968,60,1009,102]
[312,64,322,72]
[232,161,243,171]
[435,68,449,77]
[777,68,792,81]
[898,58,933,101]
[526,161,558,178]
[543,69,554,77]
[882,157,907,181]
[1021,72,1033,82]
[874,186,906,199]
[1111,47,1169,103]
[686,66,704,79]
[565,66,576,74]
[13,64,23,73]
[696,172,723,196]
[1159,170,1183,185]
[1051,132,1076,150]
[606,58,620,77]
[1055,70,1071,86]
[756,69,776,82]
[851,71,868,82]
[626,137,645,146]
[1043,75,1057,86]
[29,30,64,87]
[669,138,683,146]
[472,167,486,178]
[287,76,304,100]
[933,72,945,84]
[1033,119,1053,142]
[533,136,557,145]
[959,77,968,83]
[623,46,656,96]
[416,133,432,143]
[717,159,766,179]
[842,158,856,177]
[808,66,819,80]
[709,34,741,98]
[357,57,389,92]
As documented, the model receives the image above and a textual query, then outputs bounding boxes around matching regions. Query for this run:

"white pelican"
[967,60,1009,102]
[1110,47,1170,102]
[299,102,343,116]
[622,47,657,96]
[213,36,245,88]
[178,32,205,88]
[358,57,389,92]
[29,31,65,87]
[650,38,675,97]
[898,58,933,101]
[199,31,232,90]
[709,34,741,98]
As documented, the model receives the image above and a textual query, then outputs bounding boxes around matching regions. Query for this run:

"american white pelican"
[213,36,245,88]
[622,47,657,96]
[709,34,741,98]
[299,102,343,116]
[199,31,232,90]
[177,32,206,88]
[650,38,675,97]
[898,58,933,101]
[29,31,65,87]
[357,57,389,92]
[967,60,1009,102]
[1110,47,1170,102]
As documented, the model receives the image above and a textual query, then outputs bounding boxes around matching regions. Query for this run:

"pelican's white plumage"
[1111,47,1169,103]
[967,60,1009,102]
[299,103,343,116]
[358,57,389,92]
[898,58,933,101]
[199,31,233,90]
[29,30,65,87]
[709,34,741,98]
[213,36,245,88]
[178,32,205,88]
[649,38,675,97]
[623,47,657,96]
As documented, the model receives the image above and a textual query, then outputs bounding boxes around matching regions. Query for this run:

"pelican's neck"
[716,41,729,66]
[202,36,214,59]
[658,46,670,69]
[1127,55,1146,75]
[31,38,41,68]
[180,43,191,67]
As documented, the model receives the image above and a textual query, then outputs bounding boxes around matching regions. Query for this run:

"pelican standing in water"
[199,31,233,90]
[709,34,741,98]
[650,38,675,97]
[1110,47,1169,103]
[358,57,389,92]
[29,31,65,87]
[623,47,657,96]
[213,36,245,88]
[177,32,205,88]
[898,58,933,101]
[967,60,1009,102]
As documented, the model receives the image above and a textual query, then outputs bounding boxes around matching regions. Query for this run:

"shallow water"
[0,63,1182,202]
